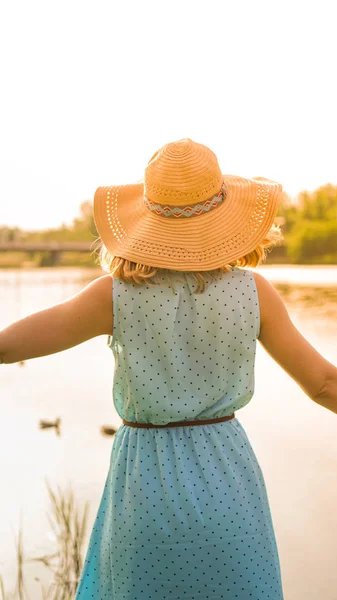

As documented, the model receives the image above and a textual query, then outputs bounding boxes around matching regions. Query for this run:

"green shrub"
[286,220,337,262]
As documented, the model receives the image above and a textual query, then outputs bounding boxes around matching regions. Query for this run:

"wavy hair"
[92,224,284,294]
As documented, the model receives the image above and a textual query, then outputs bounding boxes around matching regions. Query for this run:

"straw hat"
[93,138,283,271]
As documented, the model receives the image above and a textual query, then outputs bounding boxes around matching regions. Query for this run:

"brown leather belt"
[122,414,235,428]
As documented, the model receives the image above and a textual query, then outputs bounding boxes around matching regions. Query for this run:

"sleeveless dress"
[75,266,284,600]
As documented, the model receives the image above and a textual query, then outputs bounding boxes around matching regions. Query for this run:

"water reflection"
[258,264,337,286]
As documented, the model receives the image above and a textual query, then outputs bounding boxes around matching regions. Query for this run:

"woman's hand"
[0,274,113,364]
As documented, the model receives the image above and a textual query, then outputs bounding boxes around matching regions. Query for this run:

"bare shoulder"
[252,270,297,343]
[85,274,113,336]
[63,273,114,337]
[251,271,287,334]
[75,273,113,305]
[251,270,332,400]
[91,273,113,293]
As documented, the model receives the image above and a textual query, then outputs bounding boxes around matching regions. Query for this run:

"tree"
[286,219,337,262]
[297,184,337,221]
[71,201,97,237]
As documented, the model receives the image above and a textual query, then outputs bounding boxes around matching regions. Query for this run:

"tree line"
[278,184,337,263]
[1,184,337,265]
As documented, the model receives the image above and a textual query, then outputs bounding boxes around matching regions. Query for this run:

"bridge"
[0,241,94,252]
[0,241,97,265]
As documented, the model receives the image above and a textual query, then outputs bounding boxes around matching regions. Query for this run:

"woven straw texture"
[93,139,282,271]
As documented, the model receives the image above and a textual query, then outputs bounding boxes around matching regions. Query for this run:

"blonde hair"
[92,224,283,294]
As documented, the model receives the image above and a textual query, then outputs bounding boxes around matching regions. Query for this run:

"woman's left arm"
[0,274,113,365]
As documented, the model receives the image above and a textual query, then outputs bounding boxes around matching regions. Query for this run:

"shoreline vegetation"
[0,183,337,268]
[0,252,337,269]
[0,481,89,600]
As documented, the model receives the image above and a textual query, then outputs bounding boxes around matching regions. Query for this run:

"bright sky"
[0,0,336,230]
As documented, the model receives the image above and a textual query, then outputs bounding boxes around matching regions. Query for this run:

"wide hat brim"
[93,174,283,271]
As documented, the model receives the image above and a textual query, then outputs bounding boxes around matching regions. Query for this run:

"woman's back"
[109,266,259,424]
[89,266,337,416]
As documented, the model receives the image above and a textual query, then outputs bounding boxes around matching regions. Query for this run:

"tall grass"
[0,521,28,600]
[0,479,89,600]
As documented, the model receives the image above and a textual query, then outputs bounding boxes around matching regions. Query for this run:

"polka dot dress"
[75,266,284,599]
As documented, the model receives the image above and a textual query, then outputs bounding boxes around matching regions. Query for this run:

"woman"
[1,138,336,599]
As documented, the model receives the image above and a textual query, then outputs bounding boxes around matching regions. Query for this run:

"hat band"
[144,183,228,218]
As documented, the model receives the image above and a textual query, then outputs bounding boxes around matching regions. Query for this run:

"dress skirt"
[75,417,284,599]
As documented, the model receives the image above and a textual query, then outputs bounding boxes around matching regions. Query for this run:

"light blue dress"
[75,266,284,599]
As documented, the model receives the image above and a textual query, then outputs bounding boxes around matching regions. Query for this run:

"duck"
[100,425,118,436]
[39,417,61,435]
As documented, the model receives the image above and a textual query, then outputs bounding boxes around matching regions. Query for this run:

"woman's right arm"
[0,274,113,364]
[253,272,337,415]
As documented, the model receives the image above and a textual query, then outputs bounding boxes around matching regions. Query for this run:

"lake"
[1,265,337,600]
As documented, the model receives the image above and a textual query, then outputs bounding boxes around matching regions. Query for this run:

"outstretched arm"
[254,271,337,414]
[0,274,113,365]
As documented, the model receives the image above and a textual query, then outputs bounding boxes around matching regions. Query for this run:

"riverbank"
[0,249,337,270]
[1,257,337,270]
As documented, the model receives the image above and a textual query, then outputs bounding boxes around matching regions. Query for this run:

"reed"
[0,479,89,600]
